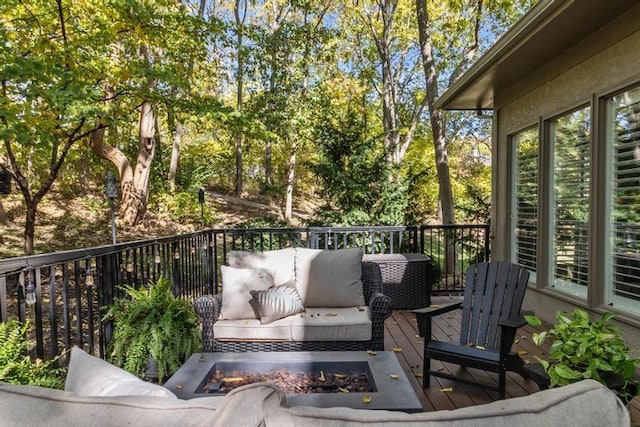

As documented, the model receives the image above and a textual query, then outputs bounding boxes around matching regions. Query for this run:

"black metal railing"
[0,224,489,362]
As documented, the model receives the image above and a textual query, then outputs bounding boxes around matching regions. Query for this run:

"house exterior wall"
[491,5,640,347]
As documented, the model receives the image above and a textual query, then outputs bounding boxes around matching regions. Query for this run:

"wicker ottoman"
[363,254,432,309]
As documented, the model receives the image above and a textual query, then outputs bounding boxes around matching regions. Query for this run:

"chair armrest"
[194,294,222,352]
[499,314,527,330]
[412,297,463,338]
[368,291,392,351]
[361,261,383,304]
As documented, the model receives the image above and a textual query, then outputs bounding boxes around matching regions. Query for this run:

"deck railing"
[0,224,489,361]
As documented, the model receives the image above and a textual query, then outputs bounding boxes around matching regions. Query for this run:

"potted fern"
[526,308,640,402]
[103,277,201,383]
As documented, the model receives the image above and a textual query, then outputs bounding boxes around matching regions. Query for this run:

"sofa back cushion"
[295,248,365,307]
[65,347,176,398]
[227,248,295,286]
[219,266,274,320]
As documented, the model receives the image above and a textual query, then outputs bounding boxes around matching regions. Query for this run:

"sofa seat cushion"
[289,307,371,341]
[295,248,365,307]
[263,379,629,427]
[214,317,295,341]
[214,307,372,341]
[227,248,296,286]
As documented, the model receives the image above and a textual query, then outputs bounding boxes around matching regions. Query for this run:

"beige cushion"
[290,307,371,341]
[64,347,176,398]
[227,248,296,286]
[250,283,305,324]
[265,379,629,427]
[0,381,281,427]
[295,248,365,307]
[214,308,372,342]
[214,317,295,340]
[219,266,274,320]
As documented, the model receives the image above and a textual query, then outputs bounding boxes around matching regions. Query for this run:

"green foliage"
[103,277,201,383]
[526,309,640,398]
[151,191,216,226]
[0,320,65,389]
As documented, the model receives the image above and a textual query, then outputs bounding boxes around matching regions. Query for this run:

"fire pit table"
[163,351,422,413]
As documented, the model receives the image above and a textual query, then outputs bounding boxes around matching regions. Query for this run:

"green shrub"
[0,320,66,389]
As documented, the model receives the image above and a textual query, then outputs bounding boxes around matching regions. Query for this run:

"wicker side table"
[362,254,432,309]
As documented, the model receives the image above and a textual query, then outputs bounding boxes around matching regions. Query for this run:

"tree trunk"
[416,0,455,226]
[234,0,246,196]
[168,122,182,190]
[284,145,296,225]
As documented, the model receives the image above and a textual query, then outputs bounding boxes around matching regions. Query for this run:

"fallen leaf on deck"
[515,339,520,344]
[440,387,453,393]
[437,367,444,372]
[430,304,440,308]
[390,374,399,380]
[338,387,349,393]
[518,350,528,356]
[476,345,486,350]
[414,373,423,378]
[393,347,402,353]
[362,395,372,404]
[524,359,531,364]
[367,350,377,356]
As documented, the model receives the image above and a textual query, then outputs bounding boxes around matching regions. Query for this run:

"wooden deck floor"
[383,301,640,421]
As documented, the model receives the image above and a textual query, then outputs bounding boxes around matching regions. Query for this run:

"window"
[511,128,539,274]
[606,86,640,313]
[549,107,591,297]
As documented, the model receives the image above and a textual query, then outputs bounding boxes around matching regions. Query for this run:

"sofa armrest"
[194,294,222,352]
[361,261,383,304]
[368,291,392,351]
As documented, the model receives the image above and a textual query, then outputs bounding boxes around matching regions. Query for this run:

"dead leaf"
[393,347,402,353]
[414,373,423,378]
[518,350,528,356]
[476,345,486,350]
[524,359,531,364]
[367,350,377,356]
[175,384,184,390]
[221,377,245,383]
[324,313,338,316]
[319,371,326,382]
[515,339,520,344]
[338,387,349,393]
[390,374,399,380]
[362,395,372,404]
[333,373,346,379]
[430,304,440,308]
[440,387,453,393]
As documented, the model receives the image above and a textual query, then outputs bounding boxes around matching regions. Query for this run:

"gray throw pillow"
[249,284,305,324]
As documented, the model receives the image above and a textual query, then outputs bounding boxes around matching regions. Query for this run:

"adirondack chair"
[412,261,531,399]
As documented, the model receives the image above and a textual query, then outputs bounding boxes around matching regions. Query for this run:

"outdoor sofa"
[0,347,630,427]
[194,247,393,352]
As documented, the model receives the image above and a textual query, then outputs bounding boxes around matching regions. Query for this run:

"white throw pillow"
[227,248,295,286]
[295,248,365,307]
[64,346,177,398]
[219,265,274,319]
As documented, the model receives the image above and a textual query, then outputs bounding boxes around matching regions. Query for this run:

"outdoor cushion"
[214,317,295,341]
[250,283,305,324]
[294,248,365,307]
[219,266,274,320]
[264,379,629,427]
[227,248,296,286]
[289,307,371,341]
[214,307,372,341]
[64,346,176,399]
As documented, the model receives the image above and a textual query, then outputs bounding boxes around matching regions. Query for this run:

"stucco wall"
[490,6,640,348]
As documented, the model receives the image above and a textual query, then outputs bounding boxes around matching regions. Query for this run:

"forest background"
[0,0,535,258]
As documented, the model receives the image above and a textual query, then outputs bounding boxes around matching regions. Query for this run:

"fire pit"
[163,351,422,413]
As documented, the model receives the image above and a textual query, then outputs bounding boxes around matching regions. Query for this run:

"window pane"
[608,86,640,313]
[512,128,538,273]
[550,107,590,296]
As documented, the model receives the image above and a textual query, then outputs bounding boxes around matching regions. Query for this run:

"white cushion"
[289,307,371,341]
[64,347,176,398]
[295,248,365,307]
[214,317,295,341]
[219,266,274,320]
[227,248,295,286]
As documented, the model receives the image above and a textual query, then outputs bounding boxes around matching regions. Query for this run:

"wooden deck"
[383,303,640,421]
